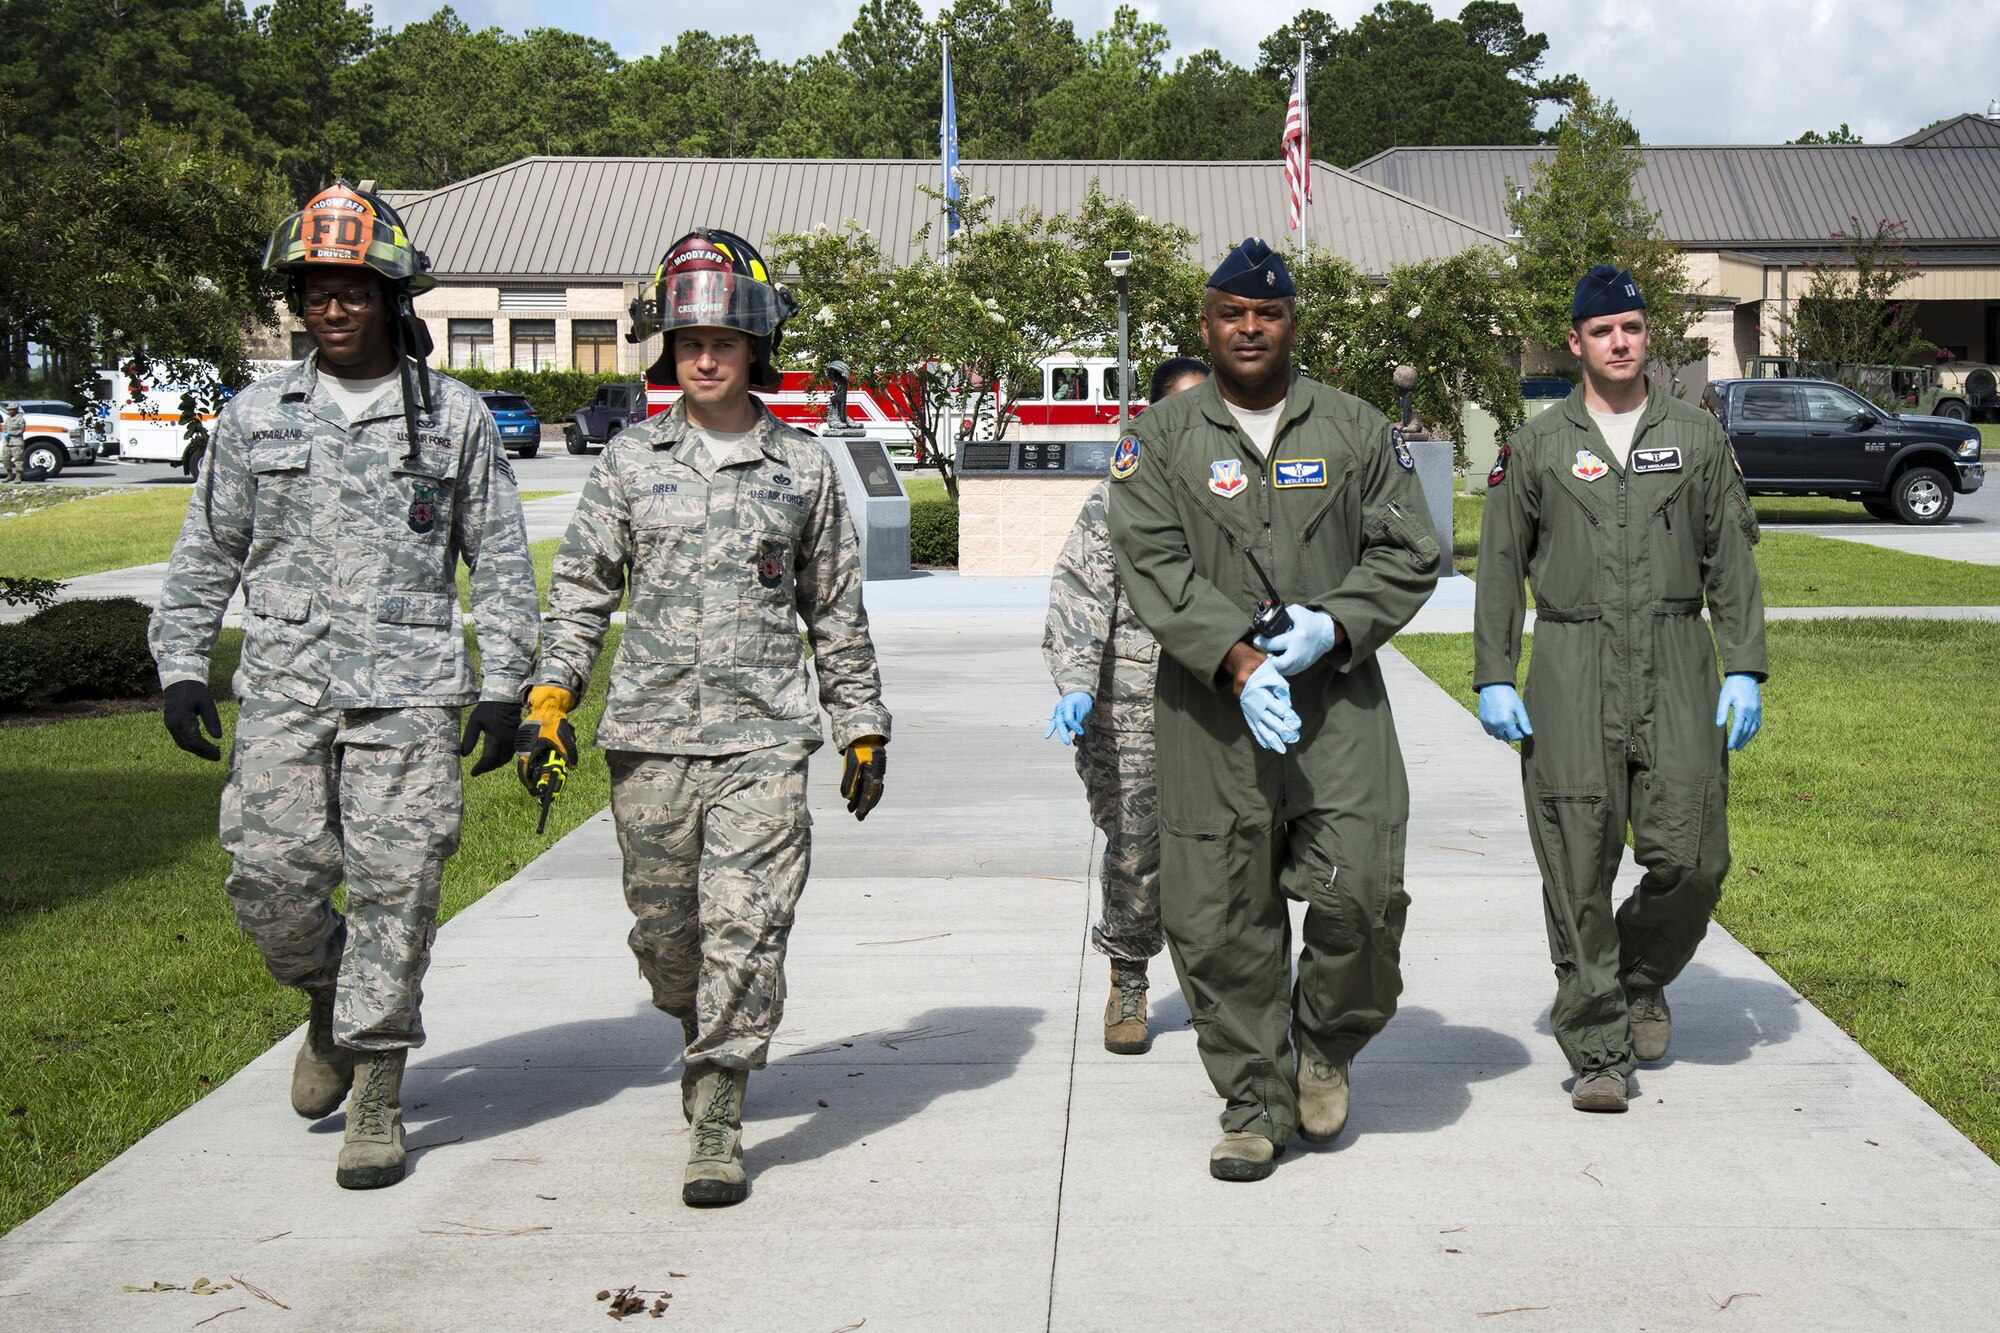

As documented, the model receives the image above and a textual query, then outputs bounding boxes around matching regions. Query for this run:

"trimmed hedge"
[0,597,158,709]
[437,368,636,422]
[910,497,959,568]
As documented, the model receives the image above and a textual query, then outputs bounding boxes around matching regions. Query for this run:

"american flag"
[1282,45,1311,232]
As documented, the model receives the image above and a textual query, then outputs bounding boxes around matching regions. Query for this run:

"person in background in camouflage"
[1043,356,1209,1056]
[1,402,24,482]
[519,228,889,1209]
[148,182,540,1191]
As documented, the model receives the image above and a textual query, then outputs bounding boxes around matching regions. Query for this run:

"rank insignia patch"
[1631,447,1683,474]
[1109,435,1140,481]
[1209,458,1248,498]
[756,538,787,589]
[1572,449,1609,482]
[1273,458,1327,488]
[407,481,439,534]
[1488,443,1510,486]
[1393,437,1416,472]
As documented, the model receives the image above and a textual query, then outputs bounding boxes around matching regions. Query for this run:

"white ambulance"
[94,361,292,476]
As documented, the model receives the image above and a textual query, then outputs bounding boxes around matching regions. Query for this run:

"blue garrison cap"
[1572,264,1646,322]
[1208,237,1295,298]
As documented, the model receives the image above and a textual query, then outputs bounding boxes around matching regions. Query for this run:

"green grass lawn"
[516,489,565,502]
[1451,492,2000,605]
[0,488,192,579]
[1396,620,2000,1162]
[0,628,623,1236]
[904,475,948,505]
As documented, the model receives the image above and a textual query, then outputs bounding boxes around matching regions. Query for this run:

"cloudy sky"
[368,0,2000,146]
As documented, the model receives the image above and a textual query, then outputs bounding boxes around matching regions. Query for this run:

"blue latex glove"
[1239,658,1302,753]
[1477,684,1533,742]
[1253,605,1340,677]
[1044,691,1094,745]
[1716,674,1762,751]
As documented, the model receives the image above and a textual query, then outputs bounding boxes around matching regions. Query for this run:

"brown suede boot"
[1296,1052,1351,1145]
[1571,1069,1629,1113]
[677,1014,703,1122]
[335,1049,409,1189]
[1103,961,1151,1055]
[290,985,355,1120]
[1627,985,1672,1062]
[683,1067,749,1207]
[1208,1131,1280,1182]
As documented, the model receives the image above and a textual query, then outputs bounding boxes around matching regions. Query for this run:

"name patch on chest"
[1209,459,1248,498]
[1273,458,1327,488]
[743,485,809,509]
[1631,447,1683,474]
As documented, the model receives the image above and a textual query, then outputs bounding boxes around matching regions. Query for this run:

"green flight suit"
[1109,374,1441,1147]
[1474,385,1767,1079]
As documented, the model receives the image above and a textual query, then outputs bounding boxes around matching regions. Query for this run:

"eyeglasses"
[301,288,380,314]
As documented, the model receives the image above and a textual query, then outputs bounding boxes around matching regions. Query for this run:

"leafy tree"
[1506,85,1700,376]
[1779,217,1932,409]
[346,8,526,188]
[1790,123,1864,145]
[944,0,1082,155]
[242,0,375,199]
[1026,6,1170,159]
[1139,50,1284,160]
[621,31,782,158]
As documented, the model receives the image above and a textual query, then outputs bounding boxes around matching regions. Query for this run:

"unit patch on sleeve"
[1631,446,1683,474]
[1487,442,1510,486]
[1273,458,1327,488]
[1109,434,1140,481]
[1393,438,1416,472]
[1208,458,1248,498]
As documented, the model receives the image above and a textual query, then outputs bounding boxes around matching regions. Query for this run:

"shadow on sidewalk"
[747,1005,1043,1173]
[1528,959,1804,1066]
[1327,1005,1531,1146]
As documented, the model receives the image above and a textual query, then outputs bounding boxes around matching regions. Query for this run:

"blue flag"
[941,33,960,236]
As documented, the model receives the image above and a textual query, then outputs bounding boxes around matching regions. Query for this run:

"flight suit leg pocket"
[1630,772,1716,882]
[1159,819,1238,953]
[1528,785,1610,904]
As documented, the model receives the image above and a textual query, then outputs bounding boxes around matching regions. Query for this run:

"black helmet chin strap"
[390,286,435,468]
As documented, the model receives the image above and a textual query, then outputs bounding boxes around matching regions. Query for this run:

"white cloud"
[362,0,2000,144]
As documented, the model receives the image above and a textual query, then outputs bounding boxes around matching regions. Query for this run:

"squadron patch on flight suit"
[756,538,787,589]
[1209,458,1248,497]
[1488,442,1510,486]
[1393,438,1416,472]
[1109,435,1140,481]
[408,481,439,534]
[1572,449,1609,482]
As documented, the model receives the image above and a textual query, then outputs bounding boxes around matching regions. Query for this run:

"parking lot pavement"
[3,604,1998,1330]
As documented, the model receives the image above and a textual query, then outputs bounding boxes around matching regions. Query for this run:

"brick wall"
[956,475,1101,576]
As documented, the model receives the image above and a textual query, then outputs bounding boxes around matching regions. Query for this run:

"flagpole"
[1298,33,1310,246]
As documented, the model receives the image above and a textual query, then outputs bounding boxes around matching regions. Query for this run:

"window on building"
[1051,368,1087,401]
[449,319,494,369]
[573,320,618,374]
[510,320,557,371]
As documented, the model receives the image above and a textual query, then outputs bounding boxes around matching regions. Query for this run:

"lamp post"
[1105,250,1133,434]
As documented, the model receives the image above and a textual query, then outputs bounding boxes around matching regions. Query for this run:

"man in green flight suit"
[1109,238,1441,1181]
[1473,265,1767,1113]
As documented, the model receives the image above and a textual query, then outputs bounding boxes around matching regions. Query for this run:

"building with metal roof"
[269,156,1506,375]
[1350,122,2000,381]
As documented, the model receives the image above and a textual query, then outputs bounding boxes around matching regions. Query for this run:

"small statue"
[1392,364,1437,441]
[823,359,862,435]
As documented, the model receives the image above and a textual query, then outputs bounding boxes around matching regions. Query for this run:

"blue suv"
[479,391,543,459]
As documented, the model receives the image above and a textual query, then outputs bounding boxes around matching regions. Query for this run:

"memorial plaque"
[960,442,1011,471]
[844,439,904,499]
[1017,442,1067,471]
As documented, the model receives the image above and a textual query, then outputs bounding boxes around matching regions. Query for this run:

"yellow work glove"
[515,686,579,817]
[839,735,887,821]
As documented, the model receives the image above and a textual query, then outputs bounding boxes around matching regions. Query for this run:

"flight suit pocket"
[1631,772,1711,875]
[1159,819,1239,952]
[732,528,802,666]
[248,441,314,538]
[386,453,459,544]
[1370,500,1440,570]
[1731,488,1760,546]
[1528,785,1609,905]
[241,581,318,683]
[374,590,458,691]
[632,501,704,585]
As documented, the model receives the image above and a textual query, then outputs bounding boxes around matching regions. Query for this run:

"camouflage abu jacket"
[1042,480,1159,732]
[149,354,540,708]
[534,400,890,757]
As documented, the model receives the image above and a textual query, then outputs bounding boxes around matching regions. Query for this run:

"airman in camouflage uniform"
[525,226,888,1208]
[2,402,24,482]
[150,183,540,1191]
[1042,356,1210,1056]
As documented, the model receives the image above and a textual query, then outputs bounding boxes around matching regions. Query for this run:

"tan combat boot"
[335,1049,409,1189]
[1570,1069,1629,1113]
[1297,1051,1351,1145]
[1208,1131,1280,1182]
[291,984,355,1119]
[1103,961,1151,1055]
[678,1014,701,1123]
[1627,985,1673,1062]
[683,1067,749,1207]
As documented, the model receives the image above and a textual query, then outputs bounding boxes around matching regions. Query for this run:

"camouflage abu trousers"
[219,697,463,1052]
[608,741,813,1071]
[1,440,22,482]
[1075,720,1163,963]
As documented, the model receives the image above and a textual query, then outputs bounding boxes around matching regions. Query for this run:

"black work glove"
[839,735,887,821]
[460,699,522,776]
[163,680,223,761]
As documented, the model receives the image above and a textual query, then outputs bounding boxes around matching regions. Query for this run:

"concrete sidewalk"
[4,605,2000,1330]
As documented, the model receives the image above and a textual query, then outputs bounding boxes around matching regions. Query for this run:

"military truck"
[563,380,645,454]
[1742,355,1994,420]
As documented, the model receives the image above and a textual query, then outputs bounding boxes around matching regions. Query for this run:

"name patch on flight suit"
[1572,449,1609,482]
[1631,447,1683,474]
[1273,458,1327,488]
[1209,458,1248,497]
[1109,435,1139,480]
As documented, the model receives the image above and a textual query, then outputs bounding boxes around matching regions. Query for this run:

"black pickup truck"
[563,381,646,455]
[1700,377,1985,525]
